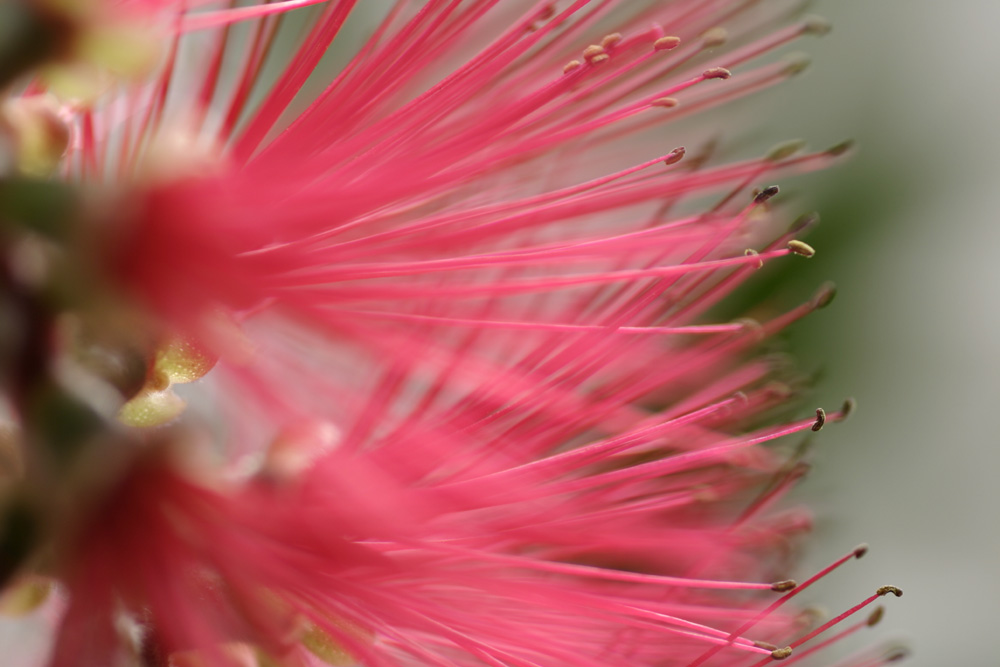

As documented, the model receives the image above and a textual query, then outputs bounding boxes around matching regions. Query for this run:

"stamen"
[653,36,682,51]
[702,67,732,80]
[583,45,608,65]
[754,185,781,204]
[810,282,838,310]
[802,15,834,37]
[787,240,816,258]
[771,646,794,660]
[663,146,686,165]
[563,60,583,75]
[811,408,826,432]
[840,398,858,421]
[767,139,807,162]
[783,52,812,76]
[789,212,820,234]
[181,0,332,32]
[600,33,623,49]
[827,139,856,156]
[651,97,680,108]
[701,27,728,48]
[684,545,873,667]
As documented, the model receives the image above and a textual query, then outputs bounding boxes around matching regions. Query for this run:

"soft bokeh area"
[765,1,998,664]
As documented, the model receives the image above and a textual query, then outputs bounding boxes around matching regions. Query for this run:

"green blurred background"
[759,1,995,664]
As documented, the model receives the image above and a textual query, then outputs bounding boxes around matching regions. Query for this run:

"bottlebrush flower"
[0,1,905,666]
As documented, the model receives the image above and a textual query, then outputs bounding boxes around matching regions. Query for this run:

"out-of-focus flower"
[0,1,905,666]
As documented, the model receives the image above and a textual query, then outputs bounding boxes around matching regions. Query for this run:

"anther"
[811,408,826,432]
[876,585,903,598]
[853,542,869,559]
[651,97,680,108]
[583,45,607,64]
[782,53,812,76]
[840,397,857,420]
[787,240,815,258]
[654,36,681,51]
[788,212,819,234]
[590,54,610,65]
[866,605,885,627]
[802,15,833,36]
[701,27,728,47]
[763,381,793,399]
[734,317,764,340]
[754,641,779,651]
[826,139,855,156]
[703,67,732,80]
[767,139,807,162]
[744,249,764,269]
[732,391,749,406]
[771,646,793,660]
[663,146,685,165]
[810,281,837,309]
[771,580,797,593]
[885,646,910,662]
[563,60,583,74]
[754,185,780,204]
[601,33,623,49]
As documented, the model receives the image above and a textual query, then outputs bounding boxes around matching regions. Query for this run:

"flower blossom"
[0,1,906,666]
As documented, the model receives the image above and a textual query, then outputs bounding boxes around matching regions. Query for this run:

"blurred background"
[761,1,998,664]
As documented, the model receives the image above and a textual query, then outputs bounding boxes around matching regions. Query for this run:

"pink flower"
[0,1,906,665]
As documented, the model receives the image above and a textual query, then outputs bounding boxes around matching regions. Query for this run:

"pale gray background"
[769,1,997,665]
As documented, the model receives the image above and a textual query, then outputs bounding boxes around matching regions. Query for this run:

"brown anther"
[789,212,819,234]
[744,248,764,269]
[811,281,837,310]
[811,408,826,432]
[827,139,855,156]
[651,97,679,109]
[601,33,623,49]
[841,397,857,420]
[771,580,797,593]
[734,317,764,340]
[853,542,869,558]
[590,53,610,65]
[866,605,885,627]
[563,60,583,75]
[799,606,826,626]
[802,15,833,36]
[763,381,793,399]
[701,27,728,47]
[732,391,749,406]
[876,585,903,598]
[787,240,816,258]
[703,66,732,80]
[654,36,681,51]
[770,646,793,660]
[767,139,807,162]
[754,641,779,651]
[663,147,685,165]
[885,646,910,662]
[783,53,812,76]
[583,44,606,64]
[754,185,780,204]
